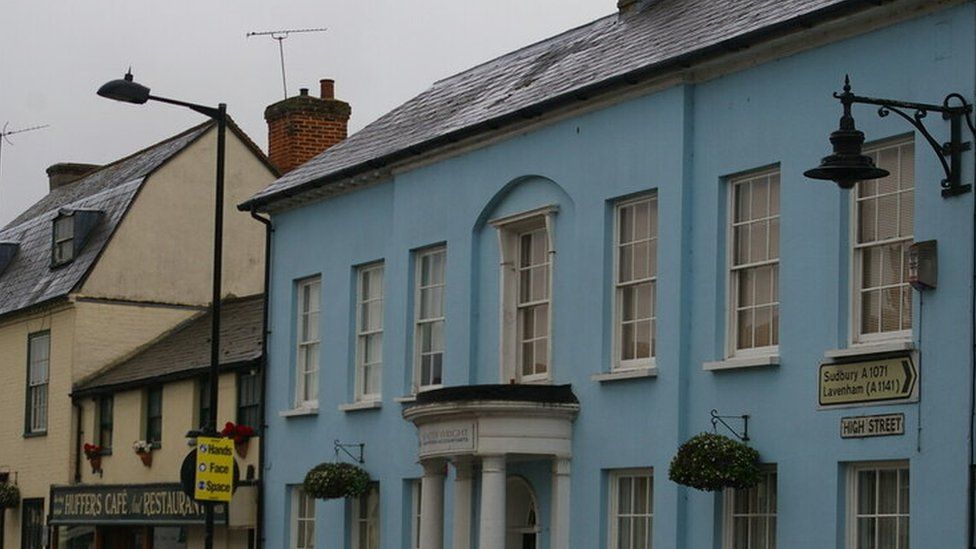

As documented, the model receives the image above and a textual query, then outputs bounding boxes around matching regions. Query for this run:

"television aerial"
[0,122,49,211]
[246,27,328,100]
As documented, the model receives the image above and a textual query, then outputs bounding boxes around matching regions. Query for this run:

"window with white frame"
[729,168,780,354]
[608,469,653,549]
[291,487,315,549]
[295,278,321,408]
[517,226,550,380]
[414,248,446,392]
[724,467,777,549]
[26,332,50,435]
[410,480,422,549]
[491,207,556,383]
[356,264,384,401]
[614,194,658,370]
[352,483,380,549]
[853,139,914,343]
[848,462,909,549]
[53,215,74,265]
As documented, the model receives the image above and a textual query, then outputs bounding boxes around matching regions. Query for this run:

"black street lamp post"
[97,70,226,549]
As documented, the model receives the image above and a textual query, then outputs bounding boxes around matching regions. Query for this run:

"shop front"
[48,483,251,549]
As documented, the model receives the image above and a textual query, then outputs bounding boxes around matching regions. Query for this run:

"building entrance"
[505,476,539,549]
[100,526,146,549]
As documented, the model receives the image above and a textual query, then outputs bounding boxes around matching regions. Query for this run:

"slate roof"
[0,123,213,319]
[242,0,864,210]
[74,295,264,395]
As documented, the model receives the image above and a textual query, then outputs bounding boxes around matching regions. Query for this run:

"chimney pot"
[300,88,309,96]
[320,79,335,100]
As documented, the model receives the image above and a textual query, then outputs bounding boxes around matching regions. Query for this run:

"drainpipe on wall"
[967,15,976,549]
[969,162,976,549]
[249,209,273,549]
[72,400,83,483]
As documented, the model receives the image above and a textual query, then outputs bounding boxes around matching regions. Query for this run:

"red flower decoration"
[82,443,103,459]
[220,422,255,443]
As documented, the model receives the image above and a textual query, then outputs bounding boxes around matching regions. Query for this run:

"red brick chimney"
[264,79,352,174]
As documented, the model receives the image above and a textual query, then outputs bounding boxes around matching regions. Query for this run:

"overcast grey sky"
[0,0,614,226]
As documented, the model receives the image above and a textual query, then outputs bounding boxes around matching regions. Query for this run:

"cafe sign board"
[819,354,917,408]
[49,483,227,525]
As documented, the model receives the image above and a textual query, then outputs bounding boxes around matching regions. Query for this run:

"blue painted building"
[241,0,976,547]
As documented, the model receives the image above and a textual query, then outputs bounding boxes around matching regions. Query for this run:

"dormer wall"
[79,127,274,305]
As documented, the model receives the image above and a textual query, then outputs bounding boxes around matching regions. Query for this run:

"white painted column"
[478,454,507,549]
[452,459,473,549]
[420,459,446,549]
[550,458,572,549]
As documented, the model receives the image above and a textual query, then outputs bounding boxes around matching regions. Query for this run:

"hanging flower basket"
[0,483,20,509]
[668,432,761,492]
[220,422,255,458]
[83,443,104,474]
[303,462,370,500]
[132,440,153,467]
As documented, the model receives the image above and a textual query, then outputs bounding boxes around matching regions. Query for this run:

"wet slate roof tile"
[74,295,263,393]
[0,123,212,318]
[243,0,854,209]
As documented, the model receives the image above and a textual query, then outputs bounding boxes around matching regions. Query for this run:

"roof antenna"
[246,27,328,100]
[0,122,49,215]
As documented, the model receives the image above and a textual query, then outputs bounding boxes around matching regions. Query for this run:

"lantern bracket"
[837,77,974,198]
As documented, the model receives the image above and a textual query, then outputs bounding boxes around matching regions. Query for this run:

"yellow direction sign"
[819,354,918,407]
[194,437,234,502]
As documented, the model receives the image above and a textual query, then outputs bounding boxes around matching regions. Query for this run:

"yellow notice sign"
[819,354,918,407]
[194,437,234,502]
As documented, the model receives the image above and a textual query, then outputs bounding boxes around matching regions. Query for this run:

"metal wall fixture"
[710,409,750,442]
[334,440,366,464]
[98,69,227,549]
[805,76,975,198]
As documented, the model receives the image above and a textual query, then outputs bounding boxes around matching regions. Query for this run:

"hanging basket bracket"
[711,409,750,442]
[334,440,365,464]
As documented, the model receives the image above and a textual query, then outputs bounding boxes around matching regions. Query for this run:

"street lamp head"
[97,70,151,104]
[805,76,889,189]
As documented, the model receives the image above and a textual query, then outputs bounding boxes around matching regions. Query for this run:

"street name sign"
[193,437,234,502]
[819,354,917,407]
[841,413,906,438]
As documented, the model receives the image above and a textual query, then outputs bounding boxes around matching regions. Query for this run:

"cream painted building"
[66,296,264,549]
[0,121,274,549]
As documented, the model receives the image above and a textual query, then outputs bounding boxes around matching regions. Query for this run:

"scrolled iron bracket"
[841,81,974,197]
[334,440,365,464]
[711,409,750,442]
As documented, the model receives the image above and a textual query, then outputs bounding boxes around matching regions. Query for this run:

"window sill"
[703,354,779,371]
[824,340,914,360]
[591,367,658,382]
[278,406,319,418]
[394,395,417,403]
[23,431,47,439]
[339,400,382,412]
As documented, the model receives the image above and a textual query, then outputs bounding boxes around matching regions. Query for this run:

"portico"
[403,385,579,549]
